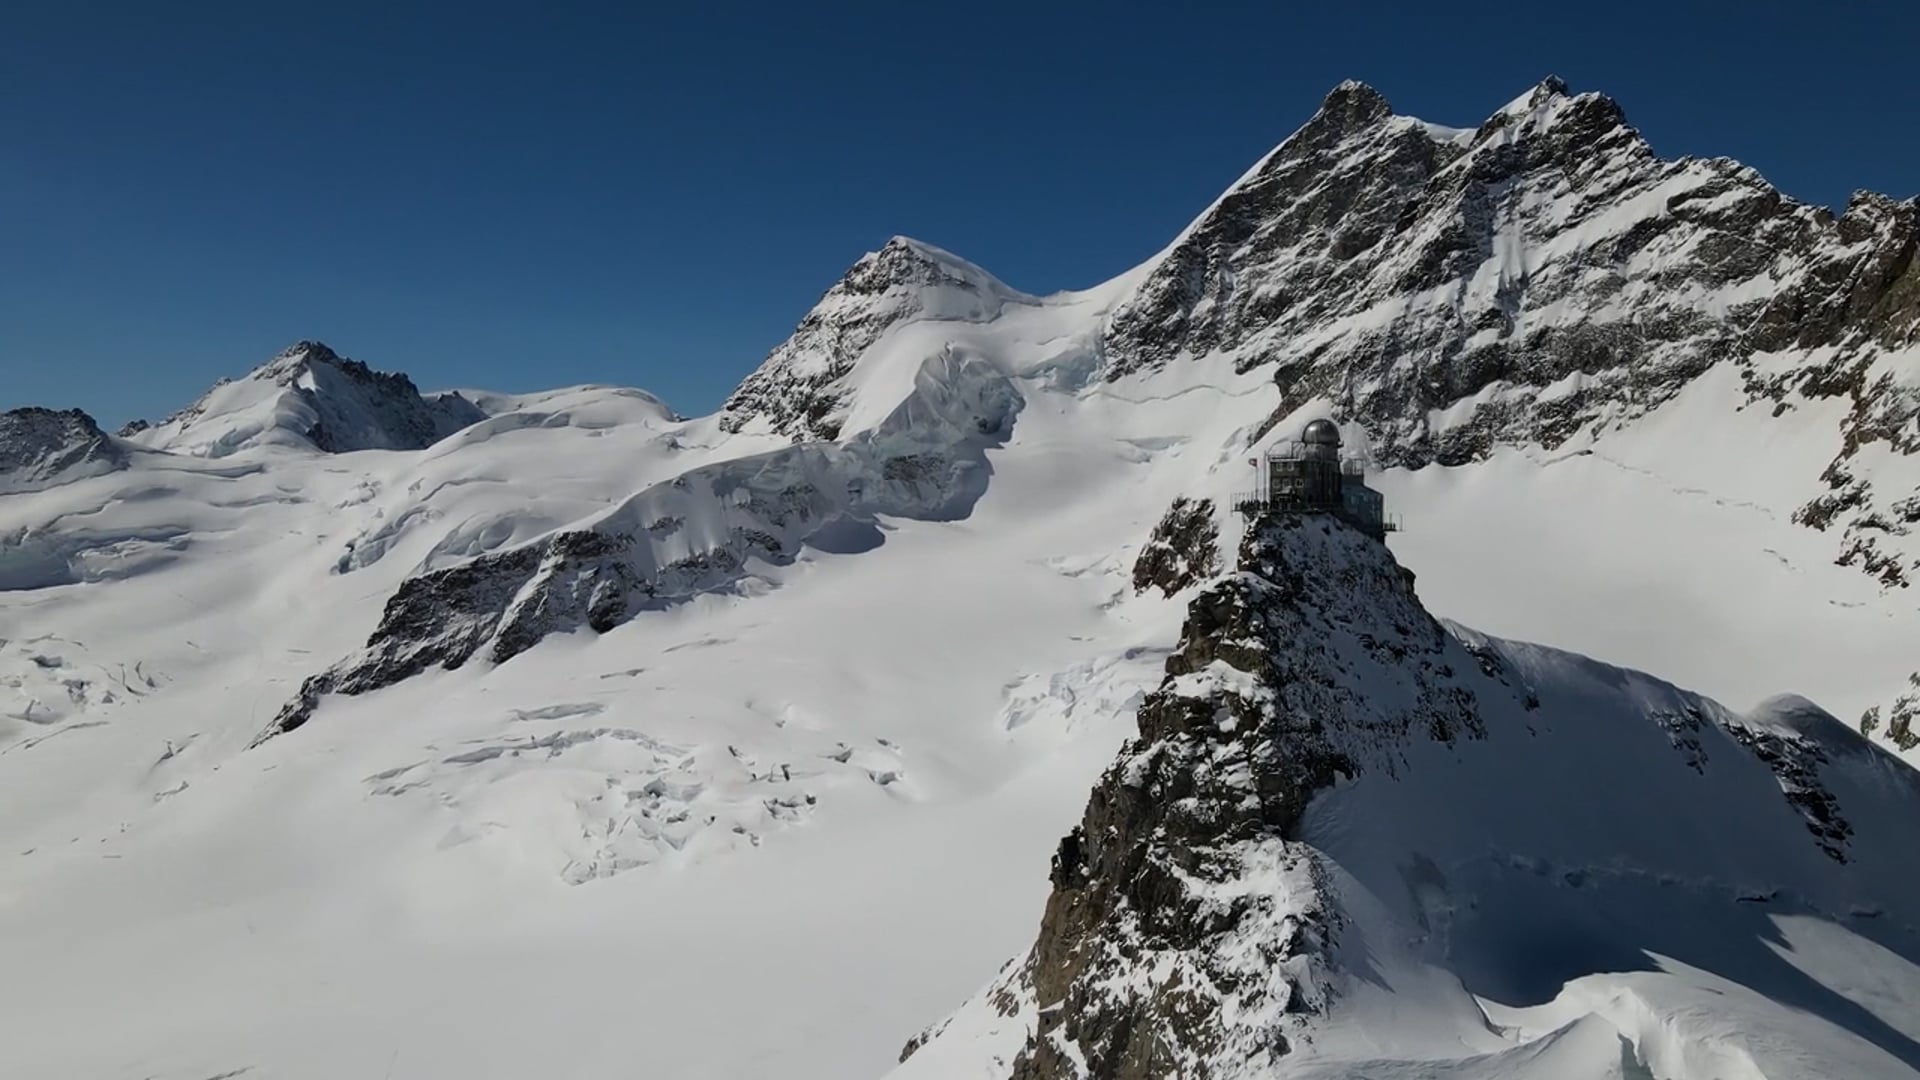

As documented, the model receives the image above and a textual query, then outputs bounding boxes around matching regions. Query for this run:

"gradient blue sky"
[6,1,1916,427]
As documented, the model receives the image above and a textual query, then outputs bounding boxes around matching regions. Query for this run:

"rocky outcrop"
[1860,671,1920,750]
[1130,497,1220,597]
[0,407,127,494]
[1102,78,1920,589]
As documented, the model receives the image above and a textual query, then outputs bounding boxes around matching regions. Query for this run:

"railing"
[1234,495,1404,536]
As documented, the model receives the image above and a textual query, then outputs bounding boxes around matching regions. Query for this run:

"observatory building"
[1234,419,1397,541]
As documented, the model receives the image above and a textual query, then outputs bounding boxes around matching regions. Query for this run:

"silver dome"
[1301,419,1342,446]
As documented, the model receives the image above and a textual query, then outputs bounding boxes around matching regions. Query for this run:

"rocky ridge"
[0,407,128,495]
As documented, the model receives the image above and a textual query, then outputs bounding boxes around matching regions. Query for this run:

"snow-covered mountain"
[128,340,487,457]
[2,77,1918,1080]
[0,406,126,494]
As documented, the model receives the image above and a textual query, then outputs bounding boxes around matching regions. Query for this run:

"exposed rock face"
[720,237,1025,442]
[1103,77,1920,588]
[1860,671,1920,750]
[140,341,486,457]
[0,407,127,494]
[1130,496,1220,596]
[1008,518,1488,1078]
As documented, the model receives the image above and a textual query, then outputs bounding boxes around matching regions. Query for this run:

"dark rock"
[1131,497,1220,597]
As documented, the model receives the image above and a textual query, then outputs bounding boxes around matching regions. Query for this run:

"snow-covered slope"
[2,76,1918,1080]
[130,340,487,457]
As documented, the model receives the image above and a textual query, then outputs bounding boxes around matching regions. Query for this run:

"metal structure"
[1232,419,1399,541]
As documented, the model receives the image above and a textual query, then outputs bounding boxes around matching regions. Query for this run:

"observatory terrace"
[1234,419,1396,541]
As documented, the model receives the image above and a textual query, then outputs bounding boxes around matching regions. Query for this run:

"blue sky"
[5,1,1916,427]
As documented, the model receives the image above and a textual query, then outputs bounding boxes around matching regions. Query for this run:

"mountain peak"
[274,339,343,365]
[720,236,1021,441]
[0,405,127,494]
[132,343,483,458]
[1314,78,1393,131]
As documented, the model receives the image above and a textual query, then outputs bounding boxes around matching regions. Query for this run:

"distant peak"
[1317,79,1392,128]
[839,235,1016,299]
[273,340,344,366]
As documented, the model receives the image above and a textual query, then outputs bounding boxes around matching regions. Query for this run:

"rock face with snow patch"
[136,341,485,457]
[1103,78,1920,587]
[0,407,127,494]
[720,237,1027,441]
[897,515,1920,1079]
[1130,496,1220,597]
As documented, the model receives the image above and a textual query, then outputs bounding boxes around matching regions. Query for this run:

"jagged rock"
[0,407,127,494]
[1861,671,1920,750]
[1102,78,1920,588]
[1131,496,1220,596]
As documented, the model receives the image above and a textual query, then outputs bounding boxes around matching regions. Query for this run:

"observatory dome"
[1302,419,1341,446]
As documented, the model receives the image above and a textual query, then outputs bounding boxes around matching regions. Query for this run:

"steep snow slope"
[129,340,486,457]
[2,75,1918,1080]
